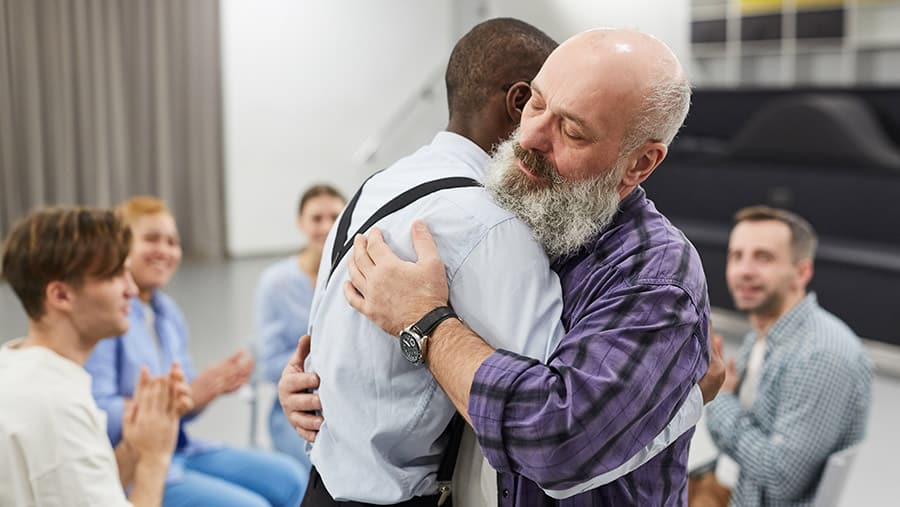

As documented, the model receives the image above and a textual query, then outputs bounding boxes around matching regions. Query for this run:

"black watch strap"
[412,306,457,337]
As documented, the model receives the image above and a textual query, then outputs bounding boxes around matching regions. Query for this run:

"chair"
[813,444,861,507]
[240,336,274,450]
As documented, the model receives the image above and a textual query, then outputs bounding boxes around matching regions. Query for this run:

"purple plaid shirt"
[468,187,710,506]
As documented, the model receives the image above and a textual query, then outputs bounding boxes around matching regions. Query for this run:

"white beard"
[484,132,625,259]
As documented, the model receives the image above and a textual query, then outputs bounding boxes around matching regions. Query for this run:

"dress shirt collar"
[430,131,491,179]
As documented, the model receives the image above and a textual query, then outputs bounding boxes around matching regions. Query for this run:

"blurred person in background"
[690,206,873,507]
[85,196,305,507]
[255,185,345,472]
[0,207,182,507]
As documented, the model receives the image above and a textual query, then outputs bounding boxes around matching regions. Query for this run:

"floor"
[1,256,896,505]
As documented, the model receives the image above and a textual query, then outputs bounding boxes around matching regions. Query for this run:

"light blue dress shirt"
[306,132,702,503]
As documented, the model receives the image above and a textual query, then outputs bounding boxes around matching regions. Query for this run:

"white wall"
[221,0,453,256]
[221,0,690,256]
[489,0,691,65]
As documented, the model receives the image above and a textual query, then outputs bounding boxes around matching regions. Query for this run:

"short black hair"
[445,18,557,119]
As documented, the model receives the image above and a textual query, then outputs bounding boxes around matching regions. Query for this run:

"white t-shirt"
[0,339,132,507]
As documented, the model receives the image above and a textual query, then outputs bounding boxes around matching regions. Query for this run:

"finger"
[409,220,442,264]
[712,333,724,358]
[280,371,321,395]
[178,394,195,413]
[169,361,185,383]
[139,376,158,411]
[347,257,368,298]
[124,399,137,425]
[153,377,170,413]
[352,234,375,274]
[344,280,366,313]
[298,335,311,366]
[136,367,150,396]
[365,227,399,264]
[297,428,320,443]
[282,391,323,413]
[173,381,191,398]
[227,349,244,363]
[132,369,149,407]
[288,410,323,433]
[285,338,306,371]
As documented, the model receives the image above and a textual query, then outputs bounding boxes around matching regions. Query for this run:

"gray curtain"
[0,0,225,257]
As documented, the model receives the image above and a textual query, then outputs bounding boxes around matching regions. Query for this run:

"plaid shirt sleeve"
[467,281,707,491]
[706,350,863,500]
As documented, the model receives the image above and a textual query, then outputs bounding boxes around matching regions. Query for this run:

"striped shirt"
[469,187,711,505]
[705,293,873,507]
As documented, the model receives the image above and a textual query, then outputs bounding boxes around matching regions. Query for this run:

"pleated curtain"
[0,0,225,257]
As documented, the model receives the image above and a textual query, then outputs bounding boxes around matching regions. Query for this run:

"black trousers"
[301,467,450,507]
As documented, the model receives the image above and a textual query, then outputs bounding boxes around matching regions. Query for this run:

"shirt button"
[502,489,509,498]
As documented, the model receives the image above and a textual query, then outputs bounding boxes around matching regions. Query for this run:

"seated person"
[691,206,874,506]
[255,184,345,466]
[85,196,305,507]
[0,206,182,507]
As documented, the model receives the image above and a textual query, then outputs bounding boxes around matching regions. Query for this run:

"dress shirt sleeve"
[542,385,703,499]
[705,349,863,500]
[468,279,706,492]
[255,278,301,383]
[84,337,126,445]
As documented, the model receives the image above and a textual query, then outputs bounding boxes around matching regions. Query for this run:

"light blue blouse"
[85,292,215,483]
[254,257,314,383]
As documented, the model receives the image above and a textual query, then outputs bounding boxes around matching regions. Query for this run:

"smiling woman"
[83,196,307,507]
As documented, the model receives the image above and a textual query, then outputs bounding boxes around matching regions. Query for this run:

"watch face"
[400,332,423,364]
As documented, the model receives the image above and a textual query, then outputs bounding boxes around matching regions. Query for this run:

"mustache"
[512,143,559,182]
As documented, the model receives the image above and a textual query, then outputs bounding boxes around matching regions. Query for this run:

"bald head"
[445,18,557,120]
[546,28,691,153]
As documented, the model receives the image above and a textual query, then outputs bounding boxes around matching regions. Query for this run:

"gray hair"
[620,73,692,156]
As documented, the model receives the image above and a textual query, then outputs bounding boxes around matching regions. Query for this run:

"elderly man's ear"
[505,81,532,122]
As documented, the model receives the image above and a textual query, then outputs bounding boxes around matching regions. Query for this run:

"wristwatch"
[399,306,457,365]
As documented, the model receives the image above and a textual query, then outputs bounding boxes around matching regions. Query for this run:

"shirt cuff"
[467,349,539,474]
[705,392,742,454]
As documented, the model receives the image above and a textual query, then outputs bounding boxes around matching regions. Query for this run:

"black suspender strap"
[330,170,382,274]
[326,176,481,284]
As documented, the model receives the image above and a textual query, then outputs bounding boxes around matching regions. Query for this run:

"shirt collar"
[765,292,818,346]
[430,131,491,179]
[130,292,163,320]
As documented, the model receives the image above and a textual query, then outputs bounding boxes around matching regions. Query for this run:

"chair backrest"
[813,444,861,507]
[243,335,269,449]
